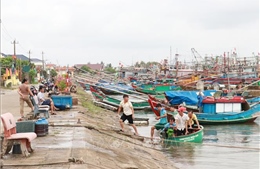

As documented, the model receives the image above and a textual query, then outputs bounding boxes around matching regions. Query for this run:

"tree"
[0,57,35,75]
[104,67,116,74]
[29,69,37,83]
[81,65,91,72]
[50,69,58,77]
[103,63,116,73]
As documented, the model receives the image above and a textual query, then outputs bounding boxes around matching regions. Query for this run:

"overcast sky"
[1,0,259,66]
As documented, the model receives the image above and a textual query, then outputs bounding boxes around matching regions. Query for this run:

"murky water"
[136,112,260,169]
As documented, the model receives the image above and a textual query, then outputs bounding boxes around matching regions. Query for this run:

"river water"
[135,112,260,169]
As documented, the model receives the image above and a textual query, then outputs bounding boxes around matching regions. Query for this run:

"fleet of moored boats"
[74,67,260,144]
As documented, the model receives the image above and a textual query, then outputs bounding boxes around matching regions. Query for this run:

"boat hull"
[103,96,150,110]
[198,116,258,125]
[163,126,204,144]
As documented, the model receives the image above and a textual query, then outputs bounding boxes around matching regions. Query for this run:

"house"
[46,63,57,70]
[1,53,44,68]
[74,63,104,71]
[31,58,43,67]
[55,66,75,77]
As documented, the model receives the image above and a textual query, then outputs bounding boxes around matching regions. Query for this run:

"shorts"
[155,123,167,130]
[42,99,51,106]
[176,129,186,136]
[121,113,133,124]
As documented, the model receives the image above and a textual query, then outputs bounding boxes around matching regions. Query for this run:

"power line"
[1,21,13,40]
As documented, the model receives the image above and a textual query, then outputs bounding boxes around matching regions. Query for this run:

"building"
[46,63,57,70]
[74,63,104,71]
[55,66,75,77]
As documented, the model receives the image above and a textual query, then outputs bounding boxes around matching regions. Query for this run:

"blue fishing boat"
[246,96,260,106]
[165,90,216,106]
[96,82,134,95]
[196,96,260,124]
[149,90,260,124]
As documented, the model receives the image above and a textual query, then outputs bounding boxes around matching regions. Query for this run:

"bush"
[57,80,67,91]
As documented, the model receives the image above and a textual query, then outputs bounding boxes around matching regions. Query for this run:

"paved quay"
[1,89,176,169]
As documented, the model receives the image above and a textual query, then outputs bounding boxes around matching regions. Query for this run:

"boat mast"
[175,51,179,78]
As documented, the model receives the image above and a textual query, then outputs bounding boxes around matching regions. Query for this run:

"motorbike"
[30,86,38,96]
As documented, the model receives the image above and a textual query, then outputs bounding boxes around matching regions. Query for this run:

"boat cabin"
[202,96,249,114]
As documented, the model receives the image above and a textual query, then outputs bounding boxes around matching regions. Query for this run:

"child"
[162,117,177,138]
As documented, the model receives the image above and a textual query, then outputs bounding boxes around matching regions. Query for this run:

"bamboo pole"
[238,79,260,91]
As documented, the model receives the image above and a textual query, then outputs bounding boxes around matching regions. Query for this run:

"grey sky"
[1,0,259,66]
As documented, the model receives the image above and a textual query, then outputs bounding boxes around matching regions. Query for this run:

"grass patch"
[77,87,103,114]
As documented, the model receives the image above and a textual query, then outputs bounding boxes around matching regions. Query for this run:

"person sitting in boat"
[197,91,205,113]
[162,117,177,138]
[169,105,178,117]
[175,107,189,136]
[150,103,168,140]
[188,111,200,133]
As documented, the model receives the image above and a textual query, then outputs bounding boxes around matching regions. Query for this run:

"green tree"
[29,69,37,83]
[50,69,58,77]
[81,65,91,72]
[0,57,34,75]
[104,67,116,74]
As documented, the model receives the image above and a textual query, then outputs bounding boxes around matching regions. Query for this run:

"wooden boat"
[134,84,181,95]
[162,126,204,144]
[148,96,260,124]
[90,87,150,110]
[97,82,134,95]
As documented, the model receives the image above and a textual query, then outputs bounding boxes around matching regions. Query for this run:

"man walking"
[18,78,34,118]
[118,95,139,135]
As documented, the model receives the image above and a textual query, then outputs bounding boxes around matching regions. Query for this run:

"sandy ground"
[0,87,177,169]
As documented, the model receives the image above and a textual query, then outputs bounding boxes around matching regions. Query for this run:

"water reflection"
[163,143,197,166]
[136,112,260,169]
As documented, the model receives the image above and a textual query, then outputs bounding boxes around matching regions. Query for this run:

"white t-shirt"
[119,101,133,116]
[175,113,189,130]
[37,92,45,105]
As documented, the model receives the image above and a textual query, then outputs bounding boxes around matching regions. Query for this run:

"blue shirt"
[159,109,167,124]
[164,123,176,130]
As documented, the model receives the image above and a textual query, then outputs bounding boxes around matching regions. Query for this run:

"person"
[53,85,60,94]
[150,103,168,140]
[162,117,177,138]
[197,91,204,113]
[188,111,200,133]
[18,78,34,118]
[118,95,139,135]
[37,85,58,115]
[168,105,178,117]
[175,107,189,136]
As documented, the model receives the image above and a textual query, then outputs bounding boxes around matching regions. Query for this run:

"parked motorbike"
[30,86,38,96]
[41,80,54,92]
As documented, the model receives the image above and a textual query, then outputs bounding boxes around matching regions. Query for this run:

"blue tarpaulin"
[165,90,216,106]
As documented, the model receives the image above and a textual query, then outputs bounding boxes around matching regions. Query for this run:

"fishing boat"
[134,84,181,95]
[148,95,198,113]
[148,94,260,124]
[162,126,204,144]
[90,87,150,110]
[97,82,134,95]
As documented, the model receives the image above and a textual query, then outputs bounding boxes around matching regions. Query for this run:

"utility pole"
[42,51,44,70]
[170,46,172,66]
[28,50,31,63]
[11,39,18,56]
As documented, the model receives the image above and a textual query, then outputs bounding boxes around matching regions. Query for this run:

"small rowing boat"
[162,126,204,144]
